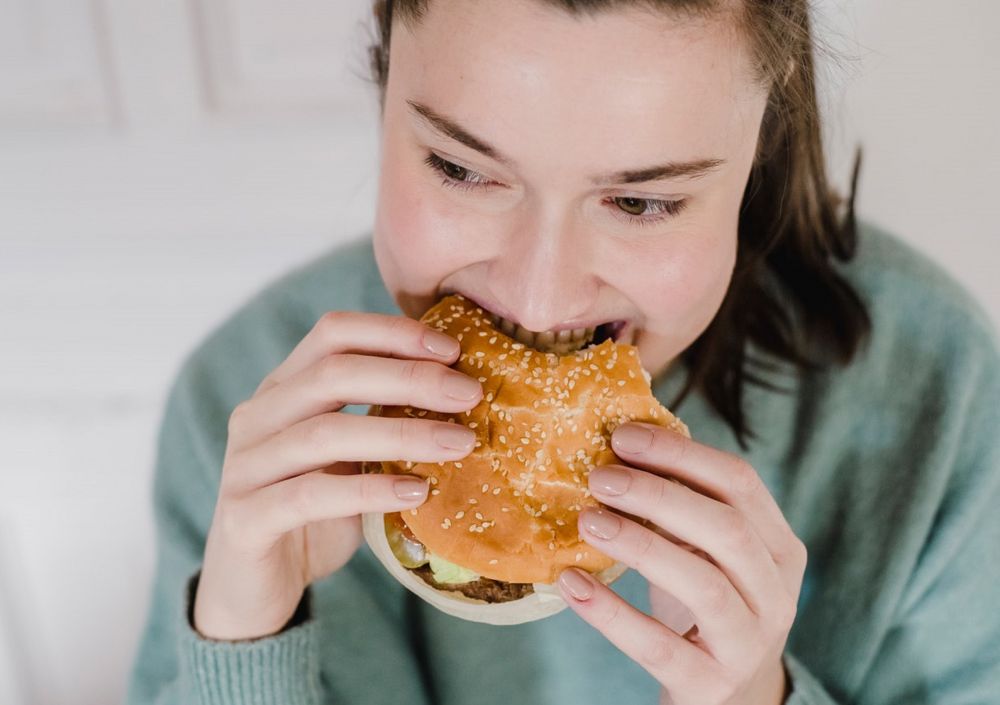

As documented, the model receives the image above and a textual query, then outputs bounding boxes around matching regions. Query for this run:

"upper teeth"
[489,314,595,354]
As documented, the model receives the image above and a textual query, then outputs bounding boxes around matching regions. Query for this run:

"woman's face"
[373,0,769,379]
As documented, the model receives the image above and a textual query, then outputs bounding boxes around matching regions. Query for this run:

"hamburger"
[362,294,688,624]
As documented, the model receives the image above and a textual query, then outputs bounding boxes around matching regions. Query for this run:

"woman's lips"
[439,288,635,340]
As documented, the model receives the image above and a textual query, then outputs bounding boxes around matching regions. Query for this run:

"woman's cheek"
[381,164,474,266]
[646,225,736,333]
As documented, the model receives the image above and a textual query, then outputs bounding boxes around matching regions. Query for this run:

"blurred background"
[0,1,997,702]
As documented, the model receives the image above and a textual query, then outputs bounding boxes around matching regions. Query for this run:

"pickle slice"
[384,513,428,568]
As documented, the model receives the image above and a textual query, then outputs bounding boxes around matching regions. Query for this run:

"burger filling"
[384,513,535,603]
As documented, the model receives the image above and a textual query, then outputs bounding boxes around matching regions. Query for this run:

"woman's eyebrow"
[406,99,726,185]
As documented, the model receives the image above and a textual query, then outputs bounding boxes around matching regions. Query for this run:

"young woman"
[128,1,1000,703]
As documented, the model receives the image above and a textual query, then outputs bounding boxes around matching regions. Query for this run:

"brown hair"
[366,0,870,449]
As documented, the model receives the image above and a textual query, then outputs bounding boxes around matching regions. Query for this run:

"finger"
[589,464,785,619]
[227,413,476,492]
[232,469,430,541]
[611,423,807,595]
[229,353,483,448]
[577,507,756,664]
[556,568,719,693]
[257,311,462,394]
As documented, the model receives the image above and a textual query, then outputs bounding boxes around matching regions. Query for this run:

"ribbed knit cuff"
[177,572,321,705]
[783,651,840,704]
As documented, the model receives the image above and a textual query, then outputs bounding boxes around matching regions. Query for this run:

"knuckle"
[318,309,350,334]
[632,527,658,571]
[387,314,415,341]
[318,353,348,383]
[792,534,809,565]
[288,473,319,518]
[597,597,625,632]
[227,400,252,433]
[720,507,755,552]
[646,473,670,506]
[214,499,247,542]
[299,413,334,448]
[728,458,763,502]
[357,473,385,507]
[639,636,676,670]
[389,417,417,448]
[399,359,424,386]
[662,432,693,469]
[254,374,277,396]
[701,573,732,617]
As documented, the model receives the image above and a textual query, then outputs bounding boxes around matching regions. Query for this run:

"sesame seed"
[489,559,499,565]
[431,489,441,495]
[469,525,478,532]
[475,512,484,520]
[455,462,463,468]
[575,553,583,562]
[468,422,478,428]
[482,483,490,493]
[410,509,418,516]
[492,487,502,495]
[468,498,478,505]
[548,542,556,550]
[455,511,465,519]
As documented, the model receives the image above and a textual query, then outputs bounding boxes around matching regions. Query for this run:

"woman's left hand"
[557,422,807,705]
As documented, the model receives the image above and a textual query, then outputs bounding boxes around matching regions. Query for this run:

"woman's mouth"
[487,313,633,355]
[436,290,636,355]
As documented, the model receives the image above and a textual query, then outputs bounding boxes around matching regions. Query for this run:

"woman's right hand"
[192,311,483,641]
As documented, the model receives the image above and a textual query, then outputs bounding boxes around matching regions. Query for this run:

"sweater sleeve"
[125,360,322,705]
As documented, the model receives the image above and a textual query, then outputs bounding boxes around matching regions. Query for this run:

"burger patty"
[410,563,535,603]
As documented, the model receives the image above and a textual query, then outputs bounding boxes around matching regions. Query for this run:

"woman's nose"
[490,223,593,331]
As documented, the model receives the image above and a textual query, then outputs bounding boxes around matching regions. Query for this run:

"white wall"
[0,1,997,703]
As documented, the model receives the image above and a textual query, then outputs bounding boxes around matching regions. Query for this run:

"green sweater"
[127,222,1000,704]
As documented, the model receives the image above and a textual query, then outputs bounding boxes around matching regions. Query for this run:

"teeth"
[489,313,596,353]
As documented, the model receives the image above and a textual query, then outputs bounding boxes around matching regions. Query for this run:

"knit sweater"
[126,222,1000,704]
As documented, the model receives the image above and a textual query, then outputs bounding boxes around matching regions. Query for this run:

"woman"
[128,1,1000,703]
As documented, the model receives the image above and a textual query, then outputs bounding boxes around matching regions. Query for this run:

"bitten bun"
[362,294,688,623]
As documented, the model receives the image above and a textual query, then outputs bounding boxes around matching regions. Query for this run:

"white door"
[1,1,381,703]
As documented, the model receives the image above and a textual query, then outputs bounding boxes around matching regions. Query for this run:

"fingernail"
[589,466,631,496]
[434,425,475,451]
[580,508,621,540]
[423,330,459,357]
[559,568,594,601]
[394,478,428,500]
[443,374,482,401]
[612,424,652,454]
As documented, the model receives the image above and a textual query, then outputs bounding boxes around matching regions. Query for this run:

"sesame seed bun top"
[367,293,689,585]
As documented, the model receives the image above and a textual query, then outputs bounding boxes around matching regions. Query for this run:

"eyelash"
[422,152,688,226]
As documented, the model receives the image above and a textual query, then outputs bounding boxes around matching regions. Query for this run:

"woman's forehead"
[391,0,765,166]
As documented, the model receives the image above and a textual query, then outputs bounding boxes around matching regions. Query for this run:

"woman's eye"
[424,153,494,191]
[609,196,688,226]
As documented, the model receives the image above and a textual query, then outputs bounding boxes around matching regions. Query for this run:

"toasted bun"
[363,295,688,616]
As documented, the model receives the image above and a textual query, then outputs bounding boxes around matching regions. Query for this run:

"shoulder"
[804,219,999,460]
[164,233,388,463]
[845,220,997,358]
